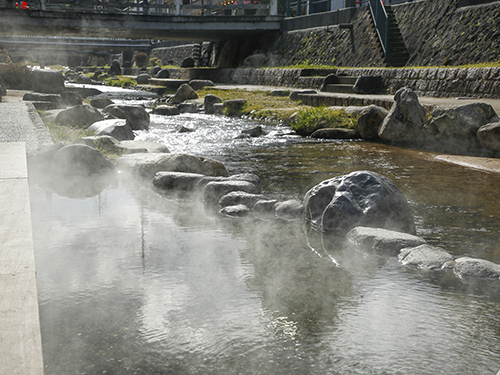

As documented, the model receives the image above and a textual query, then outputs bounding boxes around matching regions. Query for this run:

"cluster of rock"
[300,86,500,157]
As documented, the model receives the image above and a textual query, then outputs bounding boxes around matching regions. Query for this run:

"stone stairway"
[383,5,409,67]
[322,76,358,94]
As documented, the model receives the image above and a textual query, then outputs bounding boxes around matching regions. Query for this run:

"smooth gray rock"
[289,90,316,101]
[55,104,104,127]
[220,204,250,217]
[31,69,65,94]
[153,171,205,191]
[275,199,303,221]
[427,103,497,154]
[108,60,122,76]
[477,121,500,151]
[171,83,198,104]
[346,226,426,256]
[78,135,121,153]
[304,171,415,236]
[453,257,500,279]
[103,104,150,130]
[357,105,388,140]
[119,140,169,153]
[378,87,428,145]
[51,144,115,178]
[90,97,114,109]
[219,191,266,208]
[204,180,260,207]
[136,73,150,84]
[398,244,454,270]
[117,153,228,179]
[213,102,225,115]
[75,73,92,84]
[204,94,223,115]
[224,99,247,116]
[154,105,180,116]
[177,102,198,114]
[89,119,135,141]
[241,125,264,138]
[188,79,215,91]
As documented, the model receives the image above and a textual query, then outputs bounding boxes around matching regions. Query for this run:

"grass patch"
[43,119,95,144]
[290,107,358,136]
[105,76,137,88]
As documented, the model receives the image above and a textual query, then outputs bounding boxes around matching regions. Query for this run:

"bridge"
[0,0,282,41]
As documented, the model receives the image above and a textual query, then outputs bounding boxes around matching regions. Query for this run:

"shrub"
[149,57,161,67]
[0,63,32,89]
[133,52,149,68]
[0,49,10,63]
[290,107,358,136]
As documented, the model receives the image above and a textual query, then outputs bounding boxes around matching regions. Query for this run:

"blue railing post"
[368,0,388,57]
[296,0,301,16]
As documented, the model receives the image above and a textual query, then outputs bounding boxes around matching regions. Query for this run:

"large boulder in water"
[103,104,150,130]
[31,69,65,94]
[304,171,415,236]
[204,94,223,115]
[427,103,498,154]
[116,153,228,179]
[378,87,428,146]
[108,60,122,76]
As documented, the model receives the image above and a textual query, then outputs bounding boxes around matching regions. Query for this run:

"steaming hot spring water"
[29,85,500,375]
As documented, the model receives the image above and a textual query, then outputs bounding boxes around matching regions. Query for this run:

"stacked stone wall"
[150,44,196,66]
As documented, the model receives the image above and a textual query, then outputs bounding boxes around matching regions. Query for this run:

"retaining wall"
[171,66,500,99]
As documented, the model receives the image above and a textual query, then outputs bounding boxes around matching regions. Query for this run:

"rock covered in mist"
[346,226,426,256]
[204,94,223,115]
[203,180,261,208]
[378,87,428,146]
[89,119,135,141]
[357,105,388,140]
[220,204,251,218]
[78,135,121,153]
[55,104,104,127]
[31,69,65,94]
[116,153,228,179]
[51,144,115,178]
[219,191,266,208]
[274,199,304,221]
[103,104,150,130]
[398,244,454,270]
[171,83,198,104]
[304,171,415,236]
[452,257,500,279]
[426,103,498,154]
[153,171,205,191]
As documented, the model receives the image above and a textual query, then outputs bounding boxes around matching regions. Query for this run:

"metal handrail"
[286,0,330,17]
[368,0,388,57]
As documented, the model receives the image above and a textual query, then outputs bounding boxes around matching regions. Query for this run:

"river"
[29,86,500,374]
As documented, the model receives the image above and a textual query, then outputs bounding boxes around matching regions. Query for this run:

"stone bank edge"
[169,67,500,99]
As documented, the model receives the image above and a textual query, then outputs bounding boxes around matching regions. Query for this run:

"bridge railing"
[4,0,276,15]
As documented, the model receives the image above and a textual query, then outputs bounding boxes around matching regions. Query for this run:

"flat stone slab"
[0,143,44,375]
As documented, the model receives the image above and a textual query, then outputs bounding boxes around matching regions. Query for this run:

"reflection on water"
[30,105,500,374]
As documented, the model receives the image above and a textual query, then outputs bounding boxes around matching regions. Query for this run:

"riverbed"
[29,87,500,374]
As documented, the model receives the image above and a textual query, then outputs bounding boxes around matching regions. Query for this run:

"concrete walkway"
[0,93,46,375]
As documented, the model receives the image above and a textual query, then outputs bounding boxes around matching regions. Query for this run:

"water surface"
[30,93,500,375]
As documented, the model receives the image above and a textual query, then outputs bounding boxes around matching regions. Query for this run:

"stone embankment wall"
[394,0,500,67]
[150,44,197,66]
[171,66,500,99]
